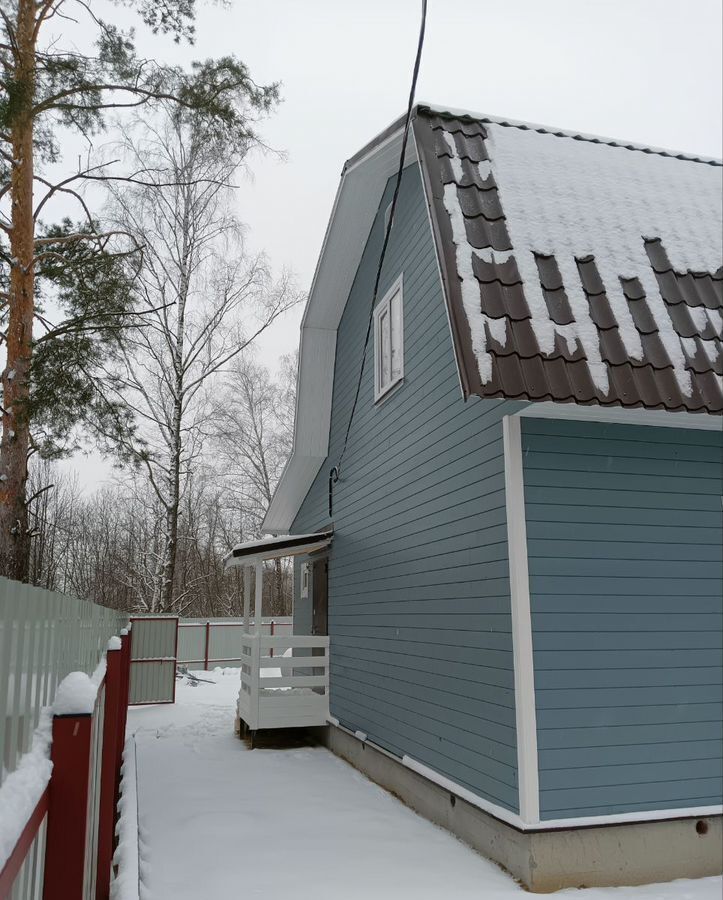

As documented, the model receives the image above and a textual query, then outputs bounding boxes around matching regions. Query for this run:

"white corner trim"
[403,755,525,829]
[518,401,721,431]
[502,414,540,826]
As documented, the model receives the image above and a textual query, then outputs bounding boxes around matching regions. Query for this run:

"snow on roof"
[414,108,723,413]
[225,531,333,566]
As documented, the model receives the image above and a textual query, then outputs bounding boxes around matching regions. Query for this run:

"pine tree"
[0,0,278,579]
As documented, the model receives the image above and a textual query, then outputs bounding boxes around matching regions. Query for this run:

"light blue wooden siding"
[522,417,723,819]
[292,164,522,812]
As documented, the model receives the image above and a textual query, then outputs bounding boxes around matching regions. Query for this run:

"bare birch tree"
[212,353,296,614]
[107,113,299,613]
[0,0,279,579]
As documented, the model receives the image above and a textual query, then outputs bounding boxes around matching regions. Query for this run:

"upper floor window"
[374,276,404,401]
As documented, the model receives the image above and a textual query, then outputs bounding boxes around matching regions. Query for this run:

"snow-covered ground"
[115,669,722,900]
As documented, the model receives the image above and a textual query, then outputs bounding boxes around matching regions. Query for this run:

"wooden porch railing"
[238,633,330,736]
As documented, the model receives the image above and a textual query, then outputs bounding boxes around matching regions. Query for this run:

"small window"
[374,277,404,401]
[300,562,309,598]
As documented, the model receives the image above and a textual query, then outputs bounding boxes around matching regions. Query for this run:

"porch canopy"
[224,530,333,634]
[224,530,333,569]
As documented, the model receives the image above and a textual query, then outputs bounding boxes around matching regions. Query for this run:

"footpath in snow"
[115,670,722,900]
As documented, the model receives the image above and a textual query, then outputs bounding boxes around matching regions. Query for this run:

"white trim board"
[403,754,722,832]
[502,415,540,825]
[518,401,722,431]
[331,723,723,833]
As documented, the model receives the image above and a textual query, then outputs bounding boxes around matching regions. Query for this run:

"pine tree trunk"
[0,0,35,581]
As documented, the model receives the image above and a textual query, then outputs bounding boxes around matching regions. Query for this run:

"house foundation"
[318,723,723,893]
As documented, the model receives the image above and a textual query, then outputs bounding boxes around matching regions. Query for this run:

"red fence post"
[114,630,132,819]
[95,645,122,900]
[43,714,93,899]
[204,621,210,671]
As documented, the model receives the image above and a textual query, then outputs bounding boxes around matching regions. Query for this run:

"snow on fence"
[0,577,129,900]
[177,617,293,670]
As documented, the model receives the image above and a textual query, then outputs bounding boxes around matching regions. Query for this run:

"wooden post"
[254,560,263,636]
[204,621,211,670]
[243,566,251,634]
[96,646,121,900]
[43,714,93,899]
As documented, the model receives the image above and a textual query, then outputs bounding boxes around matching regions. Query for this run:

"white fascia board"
[263,125,418,534]
[518,400,722,431]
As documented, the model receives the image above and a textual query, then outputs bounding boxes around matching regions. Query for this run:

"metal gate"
[129,616,178,705]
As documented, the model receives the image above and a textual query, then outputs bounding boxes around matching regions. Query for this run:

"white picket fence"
[0,578,126,789]
[238,633,330,732]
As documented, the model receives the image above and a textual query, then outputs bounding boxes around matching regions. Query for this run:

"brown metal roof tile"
[693,369,723,412]
[653,268,686,305]
[682,336,721,374]
[587,293,619,330]
[645,364,687,409]
[565,359,601,402]
[497,317,542,358]
[676,272,723,309]
[542,287,575,326]
[608,363,649,407]
[665,300,701,338]
[517,354,554,399]
[644,238,673,273]
[478,281,531,321]
[535,255,564,291]
[412,108,722,417]
[627,296,659,334]
[491,351,529,397]
[577,256,606,295]
[456,184,504,220]
[466,217,512,252]
[539,356,576,401]
[622,277,646,301]
[471,254,522,286]
[626,364,669,408]
[432,124,489,163]
[599,327,631,366]
[639,330,674,369]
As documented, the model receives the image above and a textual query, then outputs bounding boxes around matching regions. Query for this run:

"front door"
[311,558,328,637]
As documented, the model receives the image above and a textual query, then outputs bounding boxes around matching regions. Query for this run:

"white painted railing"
[237,633,329,733]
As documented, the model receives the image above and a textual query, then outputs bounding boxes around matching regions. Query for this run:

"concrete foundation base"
[318,724,723,893]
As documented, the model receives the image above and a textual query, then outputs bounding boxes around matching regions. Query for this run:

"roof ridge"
[417,103,723,167]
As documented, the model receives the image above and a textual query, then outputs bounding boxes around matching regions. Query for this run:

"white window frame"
[373,275,404,402]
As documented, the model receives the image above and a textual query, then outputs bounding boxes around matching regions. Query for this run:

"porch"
[224,530,332,736]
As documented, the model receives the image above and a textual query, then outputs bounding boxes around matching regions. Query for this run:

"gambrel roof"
[264,106,722,533]
[413,108,723,414]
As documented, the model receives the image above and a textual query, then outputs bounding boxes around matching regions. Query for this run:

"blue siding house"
[250,105,722,890]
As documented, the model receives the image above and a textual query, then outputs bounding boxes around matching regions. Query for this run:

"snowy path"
[121,670,721,900]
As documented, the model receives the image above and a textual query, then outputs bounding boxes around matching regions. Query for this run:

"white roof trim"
[518,401,722,431]
[262,123,418,533]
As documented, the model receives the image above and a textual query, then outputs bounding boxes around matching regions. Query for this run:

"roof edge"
[417,102,723,166]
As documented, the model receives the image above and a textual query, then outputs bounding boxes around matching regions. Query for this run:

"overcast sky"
[62,0,723,484]
[173,0,723,362]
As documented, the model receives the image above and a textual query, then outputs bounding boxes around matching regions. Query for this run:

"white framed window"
[373,276,404,402]
[300,562,309,599]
